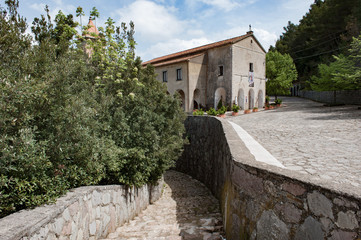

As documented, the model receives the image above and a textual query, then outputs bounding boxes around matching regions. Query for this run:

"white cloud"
[115,0,186,42]
[200,0,240,12]
[52,0,63,6]
[29,3,47,12]
[282,0,312,11]
[29,1,76,20]
[253,28,277,50]
[187,29,205,37]
[280,0,313,24]
[196,0,257,12]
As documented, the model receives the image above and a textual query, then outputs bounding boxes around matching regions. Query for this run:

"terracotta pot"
[276,104,281,107]
[265,106,269,110]
[269,105,275,109]
[253,108,258,112]
[232,112,239,116]
[217,114,226,118]
[244,109,251,114]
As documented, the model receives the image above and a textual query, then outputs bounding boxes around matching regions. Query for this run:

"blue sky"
[6,0,313,61]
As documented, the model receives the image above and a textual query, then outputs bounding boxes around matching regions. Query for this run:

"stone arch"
[238,88,245,110]
[258,90,264,108]
[214,87,226,110]
[176,89,185,111]
[193,89,201,110]
[248,89,255,109]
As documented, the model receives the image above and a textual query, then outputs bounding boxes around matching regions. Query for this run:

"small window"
[162,71,167,82]
[249,63,254,72]
[219,66,223,76]
[176,69,182,80]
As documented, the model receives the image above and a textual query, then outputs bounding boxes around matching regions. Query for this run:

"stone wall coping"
[0,184,142,240]
[204,116,361,201]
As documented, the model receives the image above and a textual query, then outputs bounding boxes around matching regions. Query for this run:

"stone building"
[142,30,266,112]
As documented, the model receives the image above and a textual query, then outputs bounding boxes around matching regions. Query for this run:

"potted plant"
[244,109,251,114]
[275,98,283,107]
[253,107,258,112]
[232,105,240,116]
[217,105,227,118]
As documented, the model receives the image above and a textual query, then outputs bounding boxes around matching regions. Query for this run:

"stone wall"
[0,179,163,240]
[299,90,361,105]
[177,116,361,239]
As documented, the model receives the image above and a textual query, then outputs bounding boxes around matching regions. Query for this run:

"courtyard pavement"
[228,96,361,188]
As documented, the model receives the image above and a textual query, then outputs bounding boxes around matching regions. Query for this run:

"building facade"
[142,31,266,112]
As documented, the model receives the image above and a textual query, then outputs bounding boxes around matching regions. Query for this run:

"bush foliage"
[0,1,185,217]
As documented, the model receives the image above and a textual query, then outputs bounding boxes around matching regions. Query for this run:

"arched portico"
[238,88,245,110]
[214,87,226,110]
[176,89,186,111]
[193,89,201,110]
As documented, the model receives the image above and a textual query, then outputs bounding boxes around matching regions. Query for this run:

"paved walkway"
[228,97,361,188]
[101,170,224,240]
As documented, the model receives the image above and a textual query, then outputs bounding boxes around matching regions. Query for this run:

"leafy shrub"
[193,109,204,116]
[206,107,217,116]
[217,105,227,115]
[0,2,185,217]
[232,105,240,112]
[275,98,283,105]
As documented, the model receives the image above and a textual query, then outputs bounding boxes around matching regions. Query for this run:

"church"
[142,29,266,112]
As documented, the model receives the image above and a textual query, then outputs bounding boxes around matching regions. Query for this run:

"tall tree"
[90,6,99,26]
[311,34,361,90]
[266,51,298,99]
[76,6,84,30]
[274,0,361,88]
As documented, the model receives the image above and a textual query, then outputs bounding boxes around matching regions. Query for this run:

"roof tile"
[142,32,253,66]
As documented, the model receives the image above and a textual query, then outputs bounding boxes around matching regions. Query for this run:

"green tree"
[76,6,84,29]
[266,51,298,99]
[274,0,361,87]
[311,35,361,90]
[90,6,99,26]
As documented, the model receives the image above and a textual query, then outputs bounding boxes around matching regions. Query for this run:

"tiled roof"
[150,53,204,67]
[142,32,259,66]
[84,19,99,39]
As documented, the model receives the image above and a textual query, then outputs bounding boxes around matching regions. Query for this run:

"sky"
[5,0,314,61]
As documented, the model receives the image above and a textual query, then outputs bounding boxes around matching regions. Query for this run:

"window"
[219,66,223,76]
[162,71,167,82]
[176,69,182,80]
[249,63,254,72]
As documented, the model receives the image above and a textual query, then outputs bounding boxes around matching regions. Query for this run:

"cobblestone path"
[228,97,361,189]
[101,170,224,240]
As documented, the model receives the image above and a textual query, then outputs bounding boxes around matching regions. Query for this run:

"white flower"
[128,92,135,100]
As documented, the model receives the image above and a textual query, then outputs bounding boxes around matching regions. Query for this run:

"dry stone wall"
[0,179,163,240]
[177,116,361,239]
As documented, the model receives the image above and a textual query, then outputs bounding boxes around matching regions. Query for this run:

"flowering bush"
[0,2,185,217]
